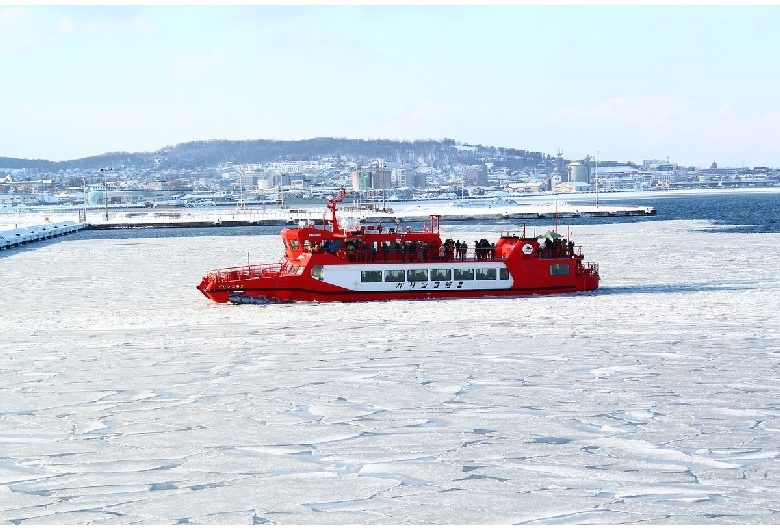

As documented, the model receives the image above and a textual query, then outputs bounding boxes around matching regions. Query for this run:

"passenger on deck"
[476,239,490,260]
[404,241,414,261]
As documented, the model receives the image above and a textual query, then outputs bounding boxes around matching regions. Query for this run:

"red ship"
[197,190,599,304]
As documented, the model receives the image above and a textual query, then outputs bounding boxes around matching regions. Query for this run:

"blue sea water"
[589,191,780,232]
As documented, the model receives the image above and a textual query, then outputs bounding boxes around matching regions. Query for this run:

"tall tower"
[551,149,567,184]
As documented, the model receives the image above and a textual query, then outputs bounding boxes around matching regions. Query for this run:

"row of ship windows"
[360,264,572,283]
[311,264,571,282]
[362,267,509,283]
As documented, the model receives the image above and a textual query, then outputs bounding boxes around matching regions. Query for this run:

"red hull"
[200,284,599,304]
[197,191,599,304]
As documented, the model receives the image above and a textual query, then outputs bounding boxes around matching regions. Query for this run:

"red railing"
[578,262,599,277]
[208,262,284,282]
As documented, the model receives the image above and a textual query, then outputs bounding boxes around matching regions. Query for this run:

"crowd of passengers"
[307,237,498,262]
[539,237,577,258]
[306,236,578,261]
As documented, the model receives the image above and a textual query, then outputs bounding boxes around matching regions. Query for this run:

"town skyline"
[3,136,772,173]
[2,5,779,167]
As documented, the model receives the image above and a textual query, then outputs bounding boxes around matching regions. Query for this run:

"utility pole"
[100,167,112,221]
[80,178,87,223]
[595,152,599,209]
[280,173,285,208]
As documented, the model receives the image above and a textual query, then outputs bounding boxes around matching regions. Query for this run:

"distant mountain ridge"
[1,138,550,172]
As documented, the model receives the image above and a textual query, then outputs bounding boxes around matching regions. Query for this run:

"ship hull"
[197,258,599,304]
[202,284,597,304]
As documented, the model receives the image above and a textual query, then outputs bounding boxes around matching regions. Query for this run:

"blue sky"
[2,4,779,167]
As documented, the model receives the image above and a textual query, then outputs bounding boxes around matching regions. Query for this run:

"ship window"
[311,265,324,280]
[499,267,509,280]
[361,270,383,283]
[290,239,300,250]
[384,269,405,282]
[550,263,570,276]
[476,268,497,280]
[407,269,428,282]
[454,268,474,281]
[430,268,451,281]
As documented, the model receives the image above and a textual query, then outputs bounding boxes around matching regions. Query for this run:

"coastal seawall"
[2,198,657,240]
[83,202,657,230]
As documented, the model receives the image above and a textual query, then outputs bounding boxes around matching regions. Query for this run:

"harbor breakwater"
[84,201,656,230]
[0,221,86,250]
[1,201,656,247]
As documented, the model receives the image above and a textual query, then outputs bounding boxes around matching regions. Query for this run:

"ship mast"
[327,188,347,233]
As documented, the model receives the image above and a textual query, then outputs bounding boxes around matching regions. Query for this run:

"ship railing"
[577,262,599,277]
[210,262,284,281]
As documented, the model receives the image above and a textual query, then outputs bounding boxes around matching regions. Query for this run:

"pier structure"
[82,201,656,229]
[0,221,86,250]
[1,200,656,236]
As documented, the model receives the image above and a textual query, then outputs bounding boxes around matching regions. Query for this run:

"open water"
[1,191,779,524]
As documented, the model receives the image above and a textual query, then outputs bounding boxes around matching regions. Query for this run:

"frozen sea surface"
[1,219,780,524]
